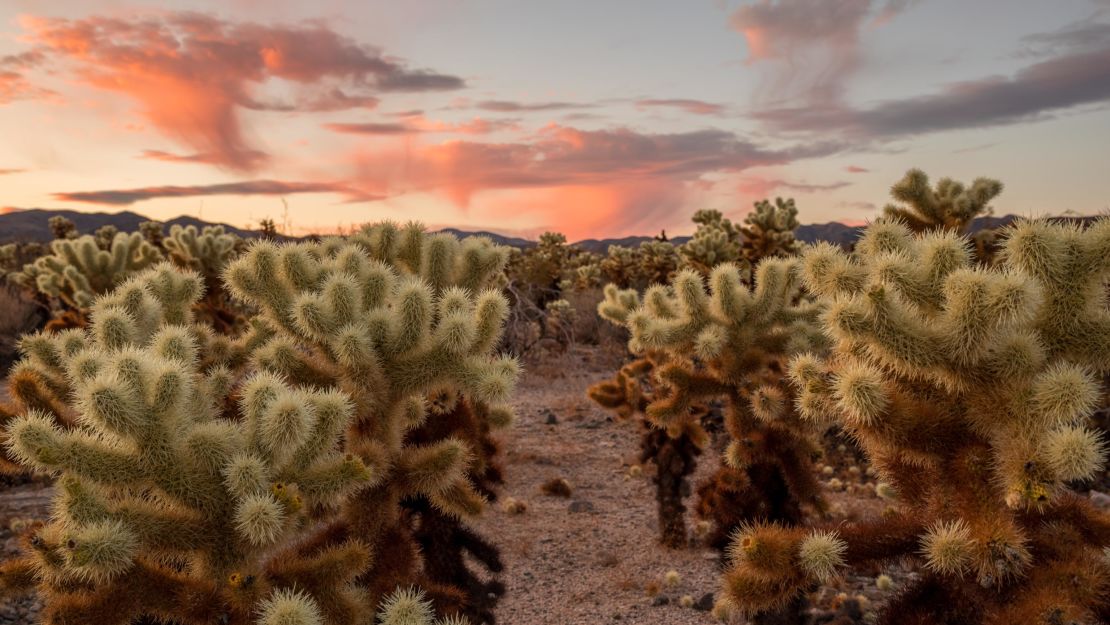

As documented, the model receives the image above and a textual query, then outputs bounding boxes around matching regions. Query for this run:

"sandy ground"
[473,346,729,624]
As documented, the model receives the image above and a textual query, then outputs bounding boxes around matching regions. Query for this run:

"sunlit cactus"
[600,241,679,290]
[637,240,680,287]
[10,232,163,329]
[1,264,371,625]
[679,209,744,276]
[740,197,800,264]
[164,224,240,278]
[225,226,517,622]
[882,168,1003,234]
[723,218,1110,624]
[378,587,471,625]
[163,224,246,332]
[592,259,828,549]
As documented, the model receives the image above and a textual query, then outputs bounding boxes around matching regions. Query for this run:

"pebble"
[568,500,595,513]
[693,593,715,612]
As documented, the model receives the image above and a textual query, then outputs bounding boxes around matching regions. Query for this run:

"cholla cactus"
[11,232,162,329]
[679,209,744,276]
[47,216,77,241]
[225,225,517,621]
[740,198,800,264]
[138,220,165,247]
[378,587,470,625]
[164,224,246,332]
[882,168,1003,234]
[600,241,679,290]
[1,265,371,625]
[0,264,272,476]
[722,219,1110,623]
[600,245,638,288]
[637,240,679,287]
[164,224,240,278]
[592,259,828,549]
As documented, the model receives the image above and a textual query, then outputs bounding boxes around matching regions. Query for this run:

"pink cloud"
[730,0,918,103]
[737,175,852,197]
[20,12,464,171]
[845,165,869,173]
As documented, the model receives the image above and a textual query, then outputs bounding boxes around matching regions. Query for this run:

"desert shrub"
[721,218,1110,624]
[0,285,45,374]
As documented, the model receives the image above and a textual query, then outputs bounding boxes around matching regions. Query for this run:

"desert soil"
[0,345,956,624]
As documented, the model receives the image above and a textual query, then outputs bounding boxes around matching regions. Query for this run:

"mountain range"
[0,208,1098,251]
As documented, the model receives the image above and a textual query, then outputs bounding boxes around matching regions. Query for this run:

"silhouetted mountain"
[0,209,1101,250]
[436,228,536,249]
[0,209,264,242]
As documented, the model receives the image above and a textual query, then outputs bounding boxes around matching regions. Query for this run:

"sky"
[0,0,1108,240]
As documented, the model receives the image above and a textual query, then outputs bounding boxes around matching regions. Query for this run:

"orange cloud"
[20,12,465,171]
[345,124,843,235]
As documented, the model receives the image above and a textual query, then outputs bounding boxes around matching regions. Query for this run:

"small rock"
[693,593,715,612]
[545,412,558,425]
[568,500,595,513]
[651,596,670,607]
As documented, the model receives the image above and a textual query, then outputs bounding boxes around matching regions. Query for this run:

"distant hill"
[0,209,264,242]
[0,209,1101,250]
[436,228,536,250]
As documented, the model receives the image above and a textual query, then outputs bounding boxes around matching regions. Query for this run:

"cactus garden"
[1,4,1108,622]
[1,169,1107,624]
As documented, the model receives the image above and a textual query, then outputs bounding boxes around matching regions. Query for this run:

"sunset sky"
[0,0,1108,240]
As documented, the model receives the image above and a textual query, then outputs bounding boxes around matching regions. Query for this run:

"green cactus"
[679,209,744,276]
[164,224,246,333]
[224,225,516,621]
[164,224,240,278]
[1,265,371,625]
[11,232,162,329]
[722,218,1110,624]
[636,240,680,287]
[740,197,800,264]
[592,259,828,550]
[882,168,1003,234]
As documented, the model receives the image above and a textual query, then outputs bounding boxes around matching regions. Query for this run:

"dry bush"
[0,285,43,374]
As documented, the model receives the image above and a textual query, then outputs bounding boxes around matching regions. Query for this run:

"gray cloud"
[54,180,361,206]
[754,43,1110,137]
